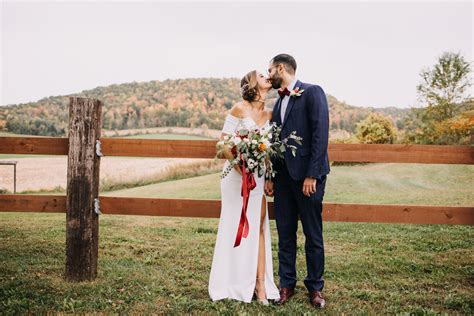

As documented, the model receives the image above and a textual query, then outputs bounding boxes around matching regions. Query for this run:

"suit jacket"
[270,80,330,181]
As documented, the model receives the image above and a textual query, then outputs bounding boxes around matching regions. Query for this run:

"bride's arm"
[216,134,234,160]
[216,103,245,175]
[217,137,242,175]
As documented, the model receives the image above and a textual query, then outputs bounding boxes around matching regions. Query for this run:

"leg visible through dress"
[255,194,268,300]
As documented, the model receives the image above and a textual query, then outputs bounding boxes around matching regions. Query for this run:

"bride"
[208,70,280,305]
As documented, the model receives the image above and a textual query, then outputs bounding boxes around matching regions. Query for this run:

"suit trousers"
[273,163,326,292]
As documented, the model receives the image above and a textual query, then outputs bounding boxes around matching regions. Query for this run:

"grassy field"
[0,214,472,314]
[1,163,473,314]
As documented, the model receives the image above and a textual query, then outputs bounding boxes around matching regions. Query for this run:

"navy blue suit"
[270,80,330,292]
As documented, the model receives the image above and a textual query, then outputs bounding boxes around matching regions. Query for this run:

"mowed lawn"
[1,163,473,314]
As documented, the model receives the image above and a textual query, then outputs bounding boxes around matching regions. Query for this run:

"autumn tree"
[403,52,472,144]
[356,113,397,144]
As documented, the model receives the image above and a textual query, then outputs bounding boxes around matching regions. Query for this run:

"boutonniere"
[290,87,304,97]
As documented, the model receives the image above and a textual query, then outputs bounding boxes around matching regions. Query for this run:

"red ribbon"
[233,155,256,248]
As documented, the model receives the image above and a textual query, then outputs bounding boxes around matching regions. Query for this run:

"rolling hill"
[0,78,409,137]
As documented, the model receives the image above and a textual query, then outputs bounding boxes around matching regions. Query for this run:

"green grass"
[0,213,472,314]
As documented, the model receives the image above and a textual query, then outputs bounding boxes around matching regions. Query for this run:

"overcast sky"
[1,0,472,108]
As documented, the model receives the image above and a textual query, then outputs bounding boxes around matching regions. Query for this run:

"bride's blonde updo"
[240,70,260,102]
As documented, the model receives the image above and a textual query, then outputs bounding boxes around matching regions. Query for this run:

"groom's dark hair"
[271,54,297,74]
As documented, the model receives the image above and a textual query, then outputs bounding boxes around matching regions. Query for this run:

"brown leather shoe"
[275,288,295,305]
[309,291,326,308]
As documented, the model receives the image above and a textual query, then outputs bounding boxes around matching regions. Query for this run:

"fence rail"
[1,136,473,163]
[1,194,473,225]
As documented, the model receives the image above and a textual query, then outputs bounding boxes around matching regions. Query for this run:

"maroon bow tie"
[278,87,291,98]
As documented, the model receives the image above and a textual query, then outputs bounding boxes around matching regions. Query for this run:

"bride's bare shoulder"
[229,102,246,118]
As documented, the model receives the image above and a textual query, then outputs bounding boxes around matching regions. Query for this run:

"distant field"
[0,132,39,137]
[122,133,212,140]
[0,132,218,193]
[0,155,210,193]
[0,154,60,159]
[102,126,221,139]
[103,163,474,206]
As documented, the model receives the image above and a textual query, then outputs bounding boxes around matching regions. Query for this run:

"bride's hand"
[265,180,274,196]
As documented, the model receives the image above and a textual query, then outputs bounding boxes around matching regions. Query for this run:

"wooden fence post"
[65,97,102,281]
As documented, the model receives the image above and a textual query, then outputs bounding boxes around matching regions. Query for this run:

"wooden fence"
[0,97,473,281]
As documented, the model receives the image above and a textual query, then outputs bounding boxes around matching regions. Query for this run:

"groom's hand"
[264,180,274,196]
[302,177,317,197]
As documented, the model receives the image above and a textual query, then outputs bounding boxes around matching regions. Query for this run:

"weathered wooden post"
[65,97,102,281]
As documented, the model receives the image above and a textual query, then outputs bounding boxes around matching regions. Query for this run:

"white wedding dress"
[208,113,280,303]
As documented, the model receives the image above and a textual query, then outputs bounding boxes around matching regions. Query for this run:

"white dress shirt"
[280,78,298,123]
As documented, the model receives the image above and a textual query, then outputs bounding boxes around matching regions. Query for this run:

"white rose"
[234,138,241,145]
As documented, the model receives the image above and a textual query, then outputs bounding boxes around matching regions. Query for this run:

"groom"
[265,54,330,308]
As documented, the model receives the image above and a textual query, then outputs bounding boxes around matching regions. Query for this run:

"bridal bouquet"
[216,122,302,247]
[216,122,302,180]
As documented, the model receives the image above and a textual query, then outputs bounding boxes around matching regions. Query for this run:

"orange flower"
[258,143,266,151]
